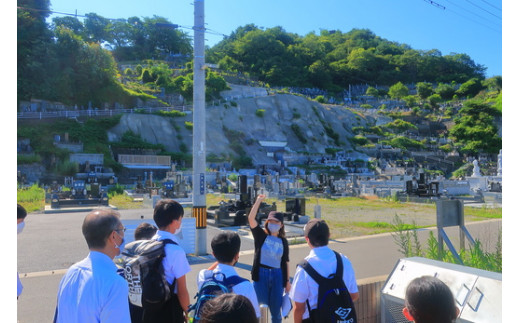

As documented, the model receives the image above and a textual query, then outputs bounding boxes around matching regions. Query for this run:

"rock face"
[107,93,372,162]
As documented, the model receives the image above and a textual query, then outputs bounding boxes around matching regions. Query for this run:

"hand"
[256,194,266,204]
[285,281,292,293]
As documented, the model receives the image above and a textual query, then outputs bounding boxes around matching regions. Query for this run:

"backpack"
[120,238,177,310]
[298,251,357,323]
[189,272,248,323]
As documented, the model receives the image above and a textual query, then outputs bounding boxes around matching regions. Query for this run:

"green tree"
[416,82,433,99]
[388,82,409,99]
[435,83,455,100]
[17,0,54,103]
[385,119,418,133]
[456,78,483,98]
[449,100,501,155]
[365,86,379,97]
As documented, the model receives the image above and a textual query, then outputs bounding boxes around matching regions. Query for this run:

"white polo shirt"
[152,230,191,292]
[289,246,358,320]
[55,251,131,323]
[198,264,261,318]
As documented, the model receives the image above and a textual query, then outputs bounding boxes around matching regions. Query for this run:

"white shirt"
[289,246,358,320]
[153,230,191,292]
[17,272,23,297]
[198,264,261,318]
[55,251,131,323]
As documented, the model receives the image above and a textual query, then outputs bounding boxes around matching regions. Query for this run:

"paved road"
[16,207,502,322]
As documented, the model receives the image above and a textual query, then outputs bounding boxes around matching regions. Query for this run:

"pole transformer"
[193,0,207,255]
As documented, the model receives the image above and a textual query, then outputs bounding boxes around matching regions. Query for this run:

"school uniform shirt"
[152,230,191,292]
[55,251,131,323]
[17,272,23,297]
[198,264,261,318]
[289,246,358,320]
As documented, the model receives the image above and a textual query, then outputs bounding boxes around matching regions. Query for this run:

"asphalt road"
[16,207,502,322]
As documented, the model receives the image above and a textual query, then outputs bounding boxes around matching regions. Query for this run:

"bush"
[291,124,307,144]
[184,121,193,130]
[108,184,125,198]
[255,109,265,117]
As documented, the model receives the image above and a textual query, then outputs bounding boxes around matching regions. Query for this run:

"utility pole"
[192,0,207,255]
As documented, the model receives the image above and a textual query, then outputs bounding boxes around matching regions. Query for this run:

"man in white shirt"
[197,231,261,318]
[143,199,191,323]
[289,218,359,323]
[17,204,27,299]
[54,209,131,323]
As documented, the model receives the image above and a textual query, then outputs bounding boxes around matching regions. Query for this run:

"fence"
[356,275,387,323]
[16,105,192,120]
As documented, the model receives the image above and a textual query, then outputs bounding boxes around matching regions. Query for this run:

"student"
[143,199,191,323]
[123,222,158,323]
[289,218,359,323]
[199,294,258,323]
[403,276,459,323]
[54,209,131,322]
[248,194,290,323]
[197,231,261,318]
[134,222,158,240]
[17,204,28,299]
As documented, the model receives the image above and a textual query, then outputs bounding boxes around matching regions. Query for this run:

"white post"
[193,0,207,255]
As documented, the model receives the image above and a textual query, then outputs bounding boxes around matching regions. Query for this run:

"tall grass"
[17,184,45,213]
[392,215,502,273]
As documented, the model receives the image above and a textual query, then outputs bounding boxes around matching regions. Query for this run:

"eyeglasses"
[115,227,126,234]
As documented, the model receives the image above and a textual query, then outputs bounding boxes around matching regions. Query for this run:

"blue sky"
[45,0,504,78]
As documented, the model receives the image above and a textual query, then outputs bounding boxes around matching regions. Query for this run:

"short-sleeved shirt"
[55,251,131,323]
[152,230,191,292]
[260,235,283,268]
[198,264,261,318]
[289,246,358,320]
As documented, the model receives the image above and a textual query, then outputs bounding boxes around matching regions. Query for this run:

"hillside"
[106,92,372,165]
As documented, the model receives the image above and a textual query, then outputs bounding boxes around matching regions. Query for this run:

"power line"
[439,0,501,30]
[477,0,502,12]
[463,0,501,20]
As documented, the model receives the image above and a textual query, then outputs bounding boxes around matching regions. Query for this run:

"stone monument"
[497,149,502,176]
[471,159,481,177]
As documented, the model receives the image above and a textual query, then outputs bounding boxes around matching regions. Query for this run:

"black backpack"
[120,238,178,310]
[189,272,248,323]
[298,251,357,323]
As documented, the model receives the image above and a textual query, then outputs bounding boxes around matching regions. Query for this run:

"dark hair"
[405,276,458,323]
[200,293,258,323]
[304,219,329,247]
[82,209,121,249]
[17,204,27,220]
[211,231,241,264]
[134,222,158,240]
[153,199,184,229]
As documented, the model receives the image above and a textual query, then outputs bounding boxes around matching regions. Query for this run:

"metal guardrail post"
[260,304,269,323]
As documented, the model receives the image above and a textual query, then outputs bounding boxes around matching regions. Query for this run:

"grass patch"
[109,194,144,209]
[17,184,46,213]
[464,206,502,219]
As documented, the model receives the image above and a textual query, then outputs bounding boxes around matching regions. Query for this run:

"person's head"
[200,293,258,323]
[134,222,158,240]
[403,276,459,323]
[153,199,184,233]
[211,231,241,265]
[17,204,28,234]
[265,211,286,238]
[304,218,330,247]
[82,208,125,259]
[17,204,27,224]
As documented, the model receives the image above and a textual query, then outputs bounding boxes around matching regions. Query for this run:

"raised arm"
[248,194,266,229]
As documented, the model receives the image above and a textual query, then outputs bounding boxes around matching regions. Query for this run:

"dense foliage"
[207,25,486,90]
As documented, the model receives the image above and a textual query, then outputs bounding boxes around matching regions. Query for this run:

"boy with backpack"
[192,231,260,321]
[141,199,191,323]
[289,219,359,323]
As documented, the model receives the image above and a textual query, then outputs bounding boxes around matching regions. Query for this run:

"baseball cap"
[267,211,284,223]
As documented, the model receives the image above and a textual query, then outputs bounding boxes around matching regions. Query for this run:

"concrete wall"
[356,275,387,323]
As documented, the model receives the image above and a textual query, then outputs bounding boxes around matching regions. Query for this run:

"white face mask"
[175,227,182,235]
[268,223,281,234]
[17,222,25,235]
